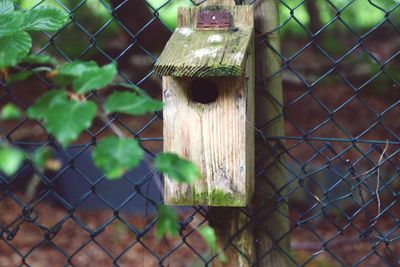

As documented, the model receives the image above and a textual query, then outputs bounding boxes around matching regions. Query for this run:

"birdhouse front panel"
[155,6,254,206]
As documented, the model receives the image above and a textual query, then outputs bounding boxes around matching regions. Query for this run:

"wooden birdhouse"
[154,5,254,206]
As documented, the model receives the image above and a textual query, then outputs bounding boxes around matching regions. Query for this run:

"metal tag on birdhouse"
[197,10,231,30]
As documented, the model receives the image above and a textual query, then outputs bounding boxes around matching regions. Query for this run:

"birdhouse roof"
[154,27,253,77]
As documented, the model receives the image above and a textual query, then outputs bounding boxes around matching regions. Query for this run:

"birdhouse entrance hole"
[188,78,218,104]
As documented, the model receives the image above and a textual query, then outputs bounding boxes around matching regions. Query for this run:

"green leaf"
[44,100,97,146]
[0,146,25,176]
[72,63,117,94]
[31,148,52,168]
[198,226,227,262]
[92,136,143,179]
[0,12,24,37]
[7,66,51,83]
[0,31,31,68]
[0,6,67,38]
[113,82,149,97]
[58,61,97,77]
[105,91,163,116]
[55,61,117,93]
[0,103,22,120]
[0,0,13,15]
[22,54,57,65]
[27,89,68,120]
[155,153,201,184]
[54,61,97,85]
[22,6,68,32]
[199,226,218,252]
[156,205,179,239]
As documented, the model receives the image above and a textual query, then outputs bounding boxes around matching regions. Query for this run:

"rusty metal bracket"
[197,10,231,30]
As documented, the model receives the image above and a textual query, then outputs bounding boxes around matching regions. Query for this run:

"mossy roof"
[154,27,253,77]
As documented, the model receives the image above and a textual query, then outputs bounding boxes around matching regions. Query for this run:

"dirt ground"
[1,192,400,266]
[0,196,208,267]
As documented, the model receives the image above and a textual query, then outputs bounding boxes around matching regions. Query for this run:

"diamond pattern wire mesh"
[1,0,400,266]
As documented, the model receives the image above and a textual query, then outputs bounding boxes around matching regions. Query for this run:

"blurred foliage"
[11,0,400,59]
[146,0,193,29]
[15,0,115,59]
[281,0,400,36]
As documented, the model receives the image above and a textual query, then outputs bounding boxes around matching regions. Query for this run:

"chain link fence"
[1,0,400,266]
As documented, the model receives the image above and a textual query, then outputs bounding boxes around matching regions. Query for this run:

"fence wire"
[1,0,400,266]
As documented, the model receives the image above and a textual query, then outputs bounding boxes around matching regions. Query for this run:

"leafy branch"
[0,0,223,260]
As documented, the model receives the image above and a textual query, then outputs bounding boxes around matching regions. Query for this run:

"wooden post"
[203,1,255,267]
[208,0,290,266]
[159,0,288,265]
[253,0,291,266]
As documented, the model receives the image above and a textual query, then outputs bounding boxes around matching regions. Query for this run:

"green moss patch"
[168,189,246,207]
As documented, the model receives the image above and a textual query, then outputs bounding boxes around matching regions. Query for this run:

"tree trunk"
[305,0,322,34]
